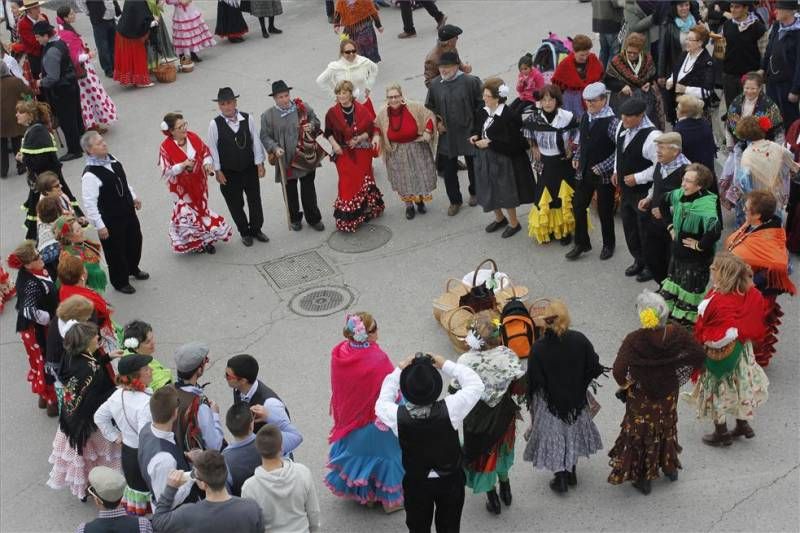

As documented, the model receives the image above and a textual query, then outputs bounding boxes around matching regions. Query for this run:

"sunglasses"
[343,50,356,55]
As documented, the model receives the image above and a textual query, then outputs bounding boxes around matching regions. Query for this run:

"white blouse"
[94,388,153,448]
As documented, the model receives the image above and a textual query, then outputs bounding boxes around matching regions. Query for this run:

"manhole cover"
[258,251,335,290]
[288,286,354,317]
[327,224,392,253]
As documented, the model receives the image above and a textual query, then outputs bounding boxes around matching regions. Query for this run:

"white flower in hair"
[124,337,140,350]
[498,84,510,99]
[465,329,485,351]
[160,121,169,131]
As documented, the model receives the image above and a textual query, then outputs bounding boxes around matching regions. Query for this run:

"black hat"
[32,21,54,36]
[438,51,460,67]
[775,0,798,10]
[213,87,239,102]
[438,24,463,41]
[619,98,647,116]
[400,356,443,406]
[118,354,153,376]
[269,80,292,97]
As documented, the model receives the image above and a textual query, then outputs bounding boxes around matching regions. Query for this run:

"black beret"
[619,98,647,116]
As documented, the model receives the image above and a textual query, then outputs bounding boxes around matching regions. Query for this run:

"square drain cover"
[259,250,335,290]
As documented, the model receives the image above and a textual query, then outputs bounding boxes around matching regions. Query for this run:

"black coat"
[85,0,121,26]
[670,49,716,105]
[674,117,717,172]
[656,1,702,78]
[762,20,800,92]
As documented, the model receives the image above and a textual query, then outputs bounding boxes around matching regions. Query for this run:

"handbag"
[712,36,726,61]
[290,98,325,173]
[459,259,499,313]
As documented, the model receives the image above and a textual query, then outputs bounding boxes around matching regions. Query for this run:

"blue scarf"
[85,154,113,166]
[278,102,297,118]
[675,13,696,33]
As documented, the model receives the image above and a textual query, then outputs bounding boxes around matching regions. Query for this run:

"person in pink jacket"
[509,52,544,115]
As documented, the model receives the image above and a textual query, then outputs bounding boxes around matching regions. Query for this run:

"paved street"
[1,1,798,531]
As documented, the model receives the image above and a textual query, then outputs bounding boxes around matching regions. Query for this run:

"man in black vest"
[80,131,148,295]
[567,82,619,261]
[376,353,484,533]
[636,132,690,284]
[85,0,120,78]
[34,20,83,161]
[76,467,152,533]
[612,98,661,281]
[207,87,268,247]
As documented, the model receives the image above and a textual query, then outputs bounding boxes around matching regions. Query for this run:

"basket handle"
[447,305,475,331]
[470,258,498,287]
[445,278,465,292]
[528,297,552,317]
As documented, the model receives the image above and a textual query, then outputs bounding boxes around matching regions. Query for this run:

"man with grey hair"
[636,132,690,284]
[80,131,148,294]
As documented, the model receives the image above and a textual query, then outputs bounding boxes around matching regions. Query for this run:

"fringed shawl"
[669,189,719,238]
[335,0,377,27]
[727,219,797,295]
[606,51,657,87]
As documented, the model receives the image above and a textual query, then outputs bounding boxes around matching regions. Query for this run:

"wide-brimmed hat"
[269,80,292,96]
[19,0,43,12]
[213,87,239,102]
[118,354,153,376]
[400,356,443,406]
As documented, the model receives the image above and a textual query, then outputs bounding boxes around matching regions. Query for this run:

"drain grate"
[327,224,392,253]
[259,250,335,290]
[289,286,354,317]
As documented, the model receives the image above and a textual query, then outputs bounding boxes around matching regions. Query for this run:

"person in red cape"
[688,252,769,447]
[551,34,604,122]
[726,190,796,367]
[7,240,58,415]
[158,112,232,254]
[324,312,404,513]
[324,80,384,232]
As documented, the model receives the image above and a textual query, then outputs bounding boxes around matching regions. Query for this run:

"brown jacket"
[423,42,467,88]
[1,75,33,138]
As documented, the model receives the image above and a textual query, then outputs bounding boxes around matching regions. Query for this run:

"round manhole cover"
[327,224,392,253]
[289,286,354,317]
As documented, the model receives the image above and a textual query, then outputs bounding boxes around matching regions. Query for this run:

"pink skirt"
[47,429,121,500]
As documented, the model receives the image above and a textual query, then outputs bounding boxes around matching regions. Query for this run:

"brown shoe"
[447,204,461,216]
[38,396,47,409]
[46,402,59,417]
[397,31,417,39]
[730,419,755,439]
[702,423,733,447]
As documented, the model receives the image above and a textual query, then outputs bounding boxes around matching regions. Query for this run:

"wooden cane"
[277,157,292,230]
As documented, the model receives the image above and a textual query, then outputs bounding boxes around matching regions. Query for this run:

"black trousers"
[48,83,84,154]
[438,154,475,206]
[28,55,42,78]
[220,166,264,236]
[403,471,466,533]
[285,170,322,224]
[722,72,744,111]
[121,444,148,492]
[91,19,117,76]
[100,213,143,289]
[641,215,672,283]
[767,80,800,126]
[573,179,616,248]
[400,1,443,33]
[0,136,22,177]
[619,188,648,263]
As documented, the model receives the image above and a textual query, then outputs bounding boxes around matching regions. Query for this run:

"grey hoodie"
[241,460,321,533]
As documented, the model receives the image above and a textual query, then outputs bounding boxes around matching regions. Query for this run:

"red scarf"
[60,283,112,329]
[694,287,768,345]
[158,131,212,212]
[328,340,394,443]
[552,52,604,91]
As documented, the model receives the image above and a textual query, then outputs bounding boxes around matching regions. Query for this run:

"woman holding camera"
[607,290,705,495]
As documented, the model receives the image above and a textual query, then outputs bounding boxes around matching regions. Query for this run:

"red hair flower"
[6,254,23,270]
[758,116,773,133]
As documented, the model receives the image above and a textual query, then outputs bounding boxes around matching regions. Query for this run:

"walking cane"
[277,157,293,230]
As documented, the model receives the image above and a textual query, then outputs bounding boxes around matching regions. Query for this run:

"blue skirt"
[325,423,404,506]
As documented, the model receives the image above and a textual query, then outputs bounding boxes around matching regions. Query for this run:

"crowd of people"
[1,0,800,532]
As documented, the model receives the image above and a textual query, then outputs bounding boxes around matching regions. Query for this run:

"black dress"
[215,0,249,38]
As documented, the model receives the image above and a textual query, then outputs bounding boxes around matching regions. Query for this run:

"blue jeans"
[598,32,620,69]
[92,18,116,76]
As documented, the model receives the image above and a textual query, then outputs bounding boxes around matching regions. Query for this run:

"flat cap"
[619,98,647,116]
[438,24,463,41]
[88,467,126,503]
[582,82,608,100]
[654,132,682,148]
[438,51,460,66]
[118,354,153,376]
[174,342,209,373]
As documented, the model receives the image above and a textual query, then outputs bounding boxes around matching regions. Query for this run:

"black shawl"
[116,1,154,39]
[613,325,706,399]
[59,351,116,454]
[671,49,717,107]
[527,329,605,422]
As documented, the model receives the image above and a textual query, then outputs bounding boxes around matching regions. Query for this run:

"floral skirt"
[324,423,404,506]
[78,62,117,129]
[20,325,56,404]
[685,341,769,424]
[47,429,121,500]
[608,387,681,484]
[169,198,233,253]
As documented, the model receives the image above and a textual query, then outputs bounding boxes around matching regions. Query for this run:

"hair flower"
[757,116,772,133]
[498,84,510,99]
[465,329,485,351]
[639,308,660,329]
[123,337,140,350]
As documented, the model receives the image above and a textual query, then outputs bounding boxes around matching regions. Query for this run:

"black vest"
[397,401,461,480]
[214,113,255,172]
[616,126,655,195]
[137,422,190,493]
[42,39,77,87]
[233,380,287,433]
[651,162,687,210]
[83,158,135,219]
[14,269,57,335]
[83,515,142,533]
[577,115,616,182]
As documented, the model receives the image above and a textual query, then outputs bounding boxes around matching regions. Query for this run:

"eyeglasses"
[342,50,356,55]
[387,95,403,100]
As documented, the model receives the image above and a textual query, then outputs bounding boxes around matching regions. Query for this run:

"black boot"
[259,17,269,38]
[549,471,568,493]
[485,487,501,515]
[567,465,577,486]
[632,478,651,495]
[268,16,282,33]
[190,52,202,63]
[498,479,512,506]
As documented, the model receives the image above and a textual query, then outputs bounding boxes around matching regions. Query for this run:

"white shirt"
[613,121,661,184]
[94,388,152,448]
[206,111,266,171]
[145,425,194,508]
[81,158,138,231]
[2,54,27,84]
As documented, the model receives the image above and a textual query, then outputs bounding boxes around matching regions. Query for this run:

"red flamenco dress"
[158,131,233,253]
[325,99,384,232]
[726,218,797,367]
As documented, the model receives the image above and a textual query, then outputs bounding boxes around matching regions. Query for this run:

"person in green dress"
[121,320,172,390]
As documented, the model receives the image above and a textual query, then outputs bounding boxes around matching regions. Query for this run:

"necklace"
[389,107,405,132]
[727,222,765,251]
[341,105,354,115]
[680,51,699,77]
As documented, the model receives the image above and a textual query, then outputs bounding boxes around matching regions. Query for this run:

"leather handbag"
[459,259,499,313]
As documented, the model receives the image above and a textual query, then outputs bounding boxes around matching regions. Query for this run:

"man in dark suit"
[85,0,120,78]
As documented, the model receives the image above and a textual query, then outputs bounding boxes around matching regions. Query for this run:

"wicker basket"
[179,57,194,73]
[153,61,177,83]
[432,278,468,323]
[444,306,475,353]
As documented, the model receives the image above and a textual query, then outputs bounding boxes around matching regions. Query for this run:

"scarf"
[329,340,395,443]
[325,100,374,158]
[335,0,377,27]
[735,12,759,32]
[440,70,464,83]
[587,104,616,122]
[726,94,784,141]
[778,13,800,39]
[741,139,797,199]
[607,51,657,88]
[695,287,767,347]
[669,189,719,238]
[158,131,211,211]
[552,53,604,91]
[85,154,113,166]
[726,219,797,295]
[374,101,437,155]
[615,326,705,399]
[278,102,297,118]
[59,283,112,328]
[675,13,696,33]
[452,346,524,408]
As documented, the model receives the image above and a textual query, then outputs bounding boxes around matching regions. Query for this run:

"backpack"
[500,298,535,359]
[532,32,573,84]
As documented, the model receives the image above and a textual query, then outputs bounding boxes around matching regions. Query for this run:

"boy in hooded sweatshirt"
[241,424,321,533]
